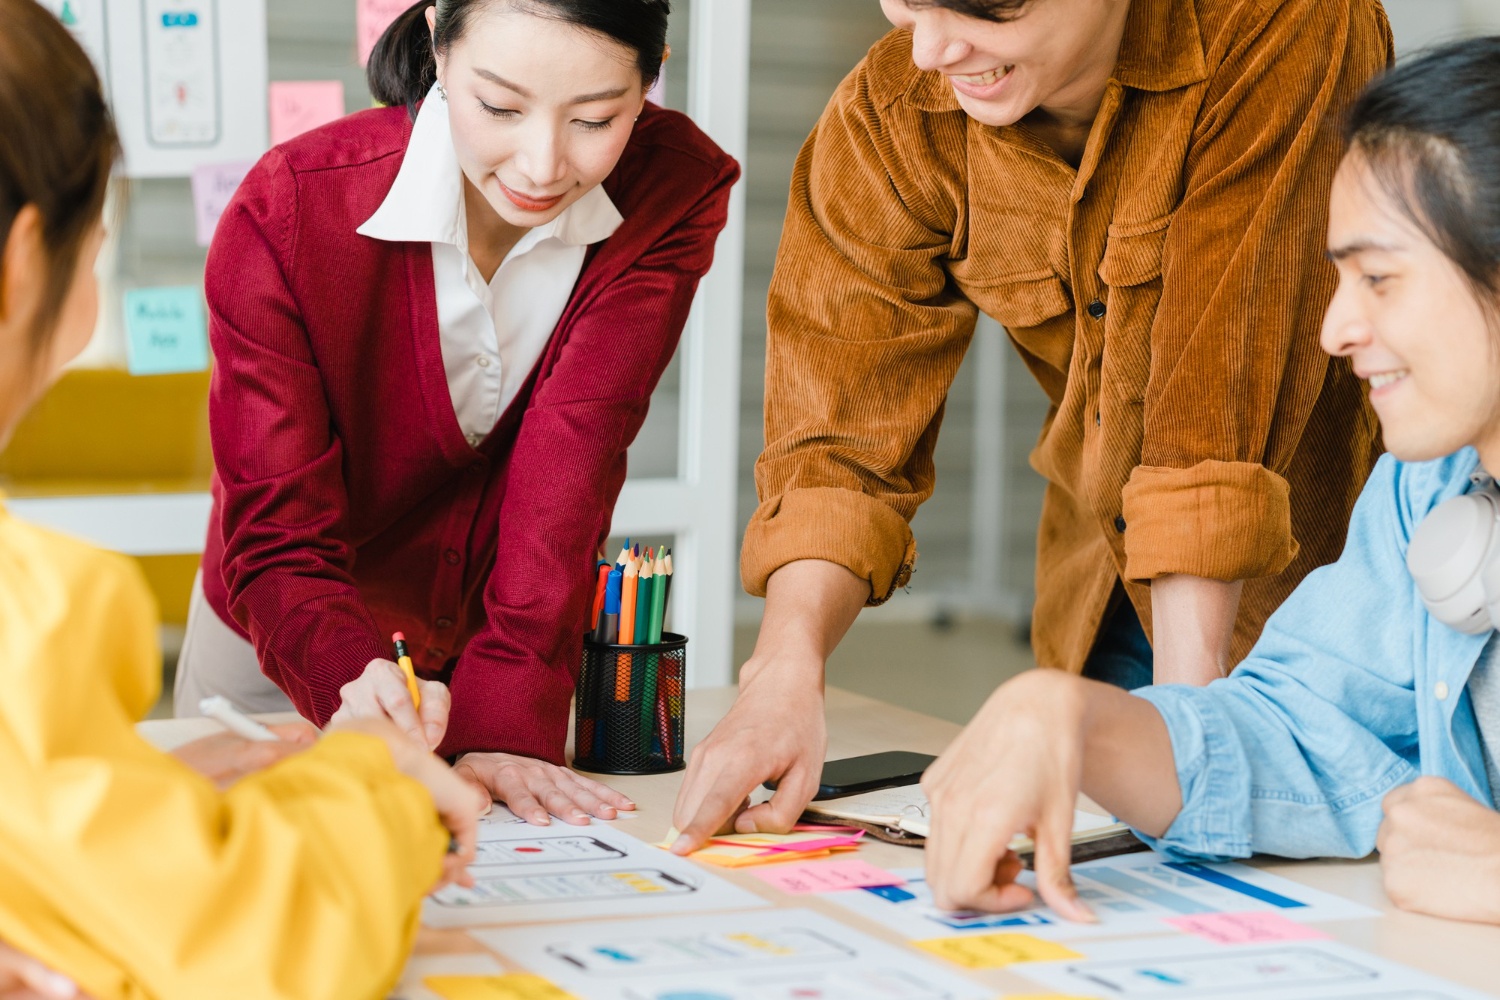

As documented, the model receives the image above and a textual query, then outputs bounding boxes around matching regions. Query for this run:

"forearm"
[742,559,870,693]
[1077,679,1182,837]
[1150,574,1244,686]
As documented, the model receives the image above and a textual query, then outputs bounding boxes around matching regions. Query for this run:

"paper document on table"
[424,816,768,927]
[471,908,993,1000]
[823,852,1378,942]
[804,785,1126,849]
[1010,934,1494,1000]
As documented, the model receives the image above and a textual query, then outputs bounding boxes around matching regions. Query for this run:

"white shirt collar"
[357,83,623,251]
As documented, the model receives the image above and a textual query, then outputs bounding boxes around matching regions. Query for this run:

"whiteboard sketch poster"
[44,0,269,177]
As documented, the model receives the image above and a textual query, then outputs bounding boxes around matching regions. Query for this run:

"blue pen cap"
[604,567,623,614]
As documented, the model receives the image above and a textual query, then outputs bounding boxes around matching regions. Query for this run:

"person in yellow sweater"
[0,3,486,998]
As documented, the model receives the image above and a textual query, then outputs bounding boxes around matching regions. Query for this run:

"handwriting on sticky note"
[751,859,905,895]
[190,161,253,247]
[423,973,578,1000]
[357,0,416,66]
[1164,911,1332,945]
[912,933,1082,969]
[123,287,209,375]
[268,81,345,146]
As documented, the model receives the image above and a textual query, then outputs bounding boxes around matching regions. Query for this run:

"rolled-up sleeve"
[742,64,975,605]
[1121,0,1392,583]
[1130,455,1449,862]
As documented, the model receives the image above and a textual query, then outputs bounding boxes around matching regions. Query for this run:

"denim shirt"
[1135,449,1496,862]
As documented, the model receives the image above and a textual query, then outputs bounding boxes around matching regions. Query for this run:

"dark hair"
[903,0,1035,22]
[1345,37,1500,315]
[0,0,119,361]
[368,0,671,117]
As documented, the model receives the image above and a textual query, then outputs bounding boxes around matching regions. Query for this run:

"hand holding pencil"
[327,639,453,751]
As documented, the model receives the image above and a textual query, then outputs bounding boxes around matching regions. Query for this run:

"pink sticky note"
[762,835,865,854]
[751,859,905,895]
[269,81,346,146]
[190,161,253,247]
[358,0,418,67]
[1165,912,1332,945]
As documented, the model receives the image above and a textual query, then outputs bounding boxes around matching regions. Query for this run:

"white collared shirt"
[358,85,624,446]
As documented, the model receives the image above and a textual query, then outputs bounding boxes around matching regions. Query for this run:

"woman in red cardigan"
[174,0,738,824]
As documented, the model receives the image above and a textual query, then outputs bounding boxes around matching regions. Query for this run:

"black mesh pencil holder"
[573,633,687,775]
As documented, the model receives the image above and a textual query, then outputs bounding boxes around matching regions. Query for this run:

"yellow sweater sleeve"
[0,508,446,1000]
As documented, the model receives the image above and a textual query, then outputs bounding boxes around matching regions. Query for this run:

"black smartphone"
[763,750,937,800]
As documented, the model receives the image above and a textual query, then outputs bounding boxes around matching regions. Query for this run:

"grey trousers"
[173,571,298,717]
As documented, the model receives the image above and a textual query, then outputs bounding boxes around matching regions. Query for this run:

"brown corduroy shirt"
[743,0,1393,672]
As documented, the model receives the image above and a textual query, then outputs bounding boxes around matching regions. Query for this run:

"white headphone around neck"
[1408,473,1500,634]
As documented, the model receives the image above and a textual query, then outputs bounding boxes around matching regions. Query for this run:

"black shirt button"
[1114,515,1127,533]
[444,549,461,565]
[436,617,454,629]
[1087,300,1107,320]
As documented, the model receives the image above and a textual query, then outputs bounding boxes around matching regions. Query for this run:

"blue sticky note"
[123,286,209,375]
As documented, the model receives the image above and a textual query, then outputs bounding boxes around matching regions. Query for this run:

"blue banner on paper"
[123,286,209,375]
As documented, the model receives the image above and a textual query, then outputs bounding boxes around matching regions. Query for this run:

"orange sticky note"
[269,81,346,146]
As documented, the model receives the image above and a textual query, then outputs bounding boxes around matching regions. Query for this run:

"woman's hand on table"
[454,752,635,826]
[0,941,88,1000]
[1378,776,1500,924]
[170,722,319,789]
[329,658,451,751]
[922,669,1097,921]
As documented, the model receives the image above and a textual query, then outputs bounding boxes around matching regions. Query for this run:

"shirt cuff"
[1121,461,1298,582]
[740,487,916,606]
[1130,685,1253,861]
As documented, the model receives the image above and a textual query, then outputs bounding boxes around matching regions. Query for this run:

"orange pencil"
[616,558,639,699]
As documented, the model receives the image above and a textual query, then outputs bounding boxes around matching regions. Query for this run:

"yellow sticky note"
[422,973,578,1000]
[912,933,1082,969]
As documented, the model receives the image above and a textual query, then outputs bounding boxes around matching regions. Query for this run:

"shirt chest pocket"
[1098,215,1171,289]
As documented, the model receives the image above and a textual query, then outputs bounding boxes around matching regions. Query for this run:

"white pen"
[198,695,280,742]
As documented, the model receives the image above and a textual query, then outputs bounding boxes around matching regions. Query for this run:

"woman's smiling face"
[433,3,645,228]
[1322,149,1500,468]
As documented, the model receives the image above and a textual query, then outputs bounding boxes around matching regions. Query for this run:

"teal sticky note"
[123,286,209,375]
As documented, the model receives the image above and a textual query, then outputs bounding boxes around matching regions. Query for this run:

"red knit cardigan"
[201,102,739,762]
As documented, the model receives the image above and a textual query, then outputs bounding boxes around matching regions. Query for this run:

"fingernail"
[671,834,692,854]
[425,725,442,746]
[45,973,78,999]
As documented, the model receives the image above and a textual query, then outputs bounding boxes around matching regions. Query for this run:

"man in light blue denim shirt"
[920,38,1500,929]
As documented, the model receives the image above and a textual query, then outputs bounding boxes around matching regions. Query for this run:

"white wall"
[1384,0,1500,52]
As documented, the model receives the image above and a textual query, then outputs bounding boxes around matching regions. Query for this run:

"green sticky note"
[123,286,209,375]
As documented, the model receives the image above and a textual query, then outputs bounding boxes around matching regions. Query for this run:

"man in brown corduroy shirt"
[669,0,1392,851]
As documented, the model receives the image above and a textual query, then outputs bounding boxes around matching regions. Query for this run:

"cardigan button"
[1114,515,1127,533]
[428,647,445,658]
[436,617,454,629]
[444,548,462,566]
[1087,299,1107,320]
[1435,681,1449,701]
[468,463,484,475]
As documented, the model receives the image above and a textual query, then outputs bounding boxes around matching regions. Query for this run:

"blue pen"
[598,567,623,645]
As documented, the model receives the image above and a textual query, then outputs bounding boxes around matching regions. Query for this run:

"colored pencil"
[590,561,610,632]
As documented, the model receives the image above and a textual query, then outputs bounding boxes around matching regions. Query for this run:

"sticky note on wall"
[123,287,209,375]
[190,161,253,247]
[357,0,416,67]
[268,81,346,146]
